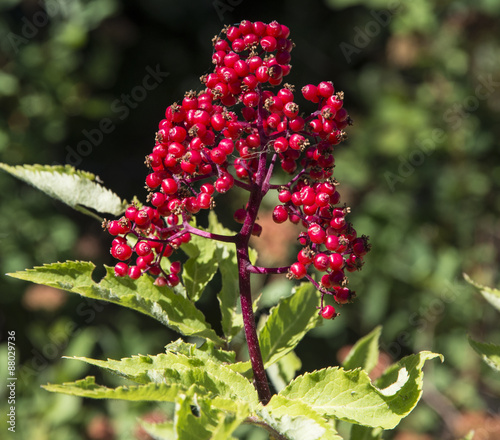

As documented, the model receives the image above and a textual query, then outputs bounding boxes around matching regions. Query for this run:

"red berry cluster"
[104,20,369,318]
[276,177,370,317]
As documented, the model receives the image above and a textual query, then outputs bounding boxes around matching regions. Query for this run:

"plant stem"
[237,247,271,405]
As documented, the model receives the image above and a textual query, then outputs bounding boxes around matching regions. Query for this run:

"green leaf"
[0,163,126,220]
[165,339,236,365]
[140,420,175,440]
[62,353,259,408]
[215,241,243,340]
[258,283,321,369]
[173,390,248,440]
[182,231,219,302]
[342,326,382,374]
[8,261,223,345]
[267,350,302,393]
[207,211,243,341]
[468,337,500,372]
[42,376,189,401]
[464,273,500,312]
[260,395,342,440]
[280,351,443,429]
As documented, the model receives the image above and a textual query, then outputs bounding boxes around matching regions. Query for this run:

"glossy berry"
[320,305,336,319]
[290,262,307,279]
[272,205,288,223]
[105,20,368,322]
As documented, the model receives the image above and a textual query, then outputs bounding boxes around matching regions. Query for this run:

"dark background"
[1,0,500,438]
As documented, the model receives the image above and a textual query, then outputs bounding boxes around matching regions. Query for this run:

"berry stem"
[235,113,273,405]
[247,265,290,275]
[183,223,236,243]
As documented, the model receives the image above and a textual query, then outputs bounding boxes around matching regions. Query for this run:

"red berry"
[114,262,129,277]
[320,305,336,319]
[272,205,288,223]
[290,262,307,279]
[161,178,178,195]
[128,265,141,279]
[325,235,340,251]
[308,224,326,244]
[234,208,246,223]
[317,81,335,98]
[302,84,319,103]
[136,241,152,257]
[112,243,133,261]
[170,261,181,274]
[260,35,277,52]
[278,189,292,203]
[313,253,330,271]
[107,220,122,236]
[329,253,344,271]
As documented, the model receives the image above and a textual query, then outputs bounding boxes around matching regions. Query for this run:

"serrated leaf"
[267,351,302,393]
[342,326,382,374]
[468,337,500,372]
[280,351,442,429]
[258,283,321,369]
[182,232,219,302]
[173,390,247,440]
[260,395,342,440]
[140,420,175,440]
[63,353,259,408]
[0,163,126,220]
[464,273,500,312]
[8,261,223,345]
[165,339,236,365]
[42,376,189,401]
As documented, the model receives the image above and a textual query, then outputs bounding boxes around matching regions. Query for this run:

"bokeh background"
[1,0,500,438]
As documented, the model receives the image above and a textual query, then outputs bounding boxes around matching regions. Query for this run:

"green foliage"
[342,325,382,373]
[258,282,321,369]
[7,261,223,345]
[279,352,442,429]
[465,275,500,374]
[4,170,440,437]
[6,1,497,436]
[0,163,126,220]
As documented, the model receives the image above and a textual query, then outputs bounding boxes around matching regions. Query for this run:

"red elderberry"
[106,21,369,339]
[320,305,336,319]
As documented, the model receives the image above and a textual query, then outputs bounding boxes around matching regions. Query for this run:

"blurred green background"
[1,0,500,438]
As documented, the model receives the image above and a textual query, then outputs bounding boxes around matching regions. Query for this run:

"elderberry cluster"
[104,20,369,317]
